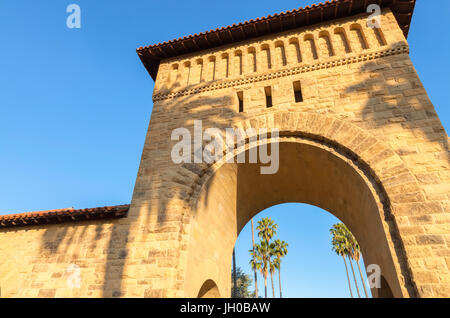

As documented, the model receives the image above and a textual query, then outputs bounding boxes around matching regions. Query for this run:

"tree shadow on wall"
[101,43,449,297]
[39,219,122,296]
[39,75,244,297]
[104,78,246,297]
[343,43,449,297]
[36,41,450,298]
[345,43,449,162]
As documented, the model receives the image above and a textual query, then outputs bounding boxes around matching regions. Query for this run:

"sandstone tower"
[0,0,449,298]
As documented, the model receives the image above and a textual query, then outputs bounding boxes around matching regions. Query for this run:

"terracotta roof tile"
[0,205,129,229]
[137,0,416,80]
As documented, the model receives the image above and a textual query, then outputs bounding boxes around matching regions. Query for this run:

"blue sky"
[0,1,448,297]
[235,204,369,298]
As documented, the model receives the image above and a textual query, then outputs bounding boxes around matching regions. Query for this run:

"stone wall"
[0,8,448,297]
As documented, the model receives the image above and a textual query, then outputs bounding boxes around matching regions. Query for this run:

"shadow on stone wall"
[345,46,449,162]
[37,42,449,298]
[98,77,243,297]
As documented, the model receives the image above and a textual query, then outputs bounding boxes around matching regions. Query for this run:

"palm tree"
[352,245,369,297]
[330,224,353,298]
[232,248,237,298]
[251,218,258,297]
[330,223,361,298]
[338,224,361,298]
[250,241,271,298]
[273,239,288,298]
[253,217,278,298]
[346,242,361,298]
[249,249,261,294]
[269,253,279,298]
[256,217,278,242]
[343,226,368,297]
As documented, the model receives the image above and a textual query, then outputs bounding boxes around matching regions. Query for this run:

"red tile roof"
[137,0,416,80]
[0,205,129,229]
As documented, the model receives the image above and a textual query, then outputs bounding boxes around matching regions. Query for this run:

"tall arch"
[181,112,420,298]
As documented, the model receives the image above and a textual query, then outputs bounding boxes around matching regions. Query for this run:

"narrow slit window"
[264,86,272,108]
[293,81,303,103]
[237,91,244,112]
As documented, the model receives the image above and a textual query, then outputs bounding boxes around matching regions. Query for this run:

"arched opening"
[304,34,319,60]
[288,38,302,63]
[261,44,272,70]
[247,47,257,73]
[195,59,204,83]
[183,136,406,298]
[376,275,394,298]
[234,50,243,75]
[274,41,287,67]
[318,30,335,57]
[350,24,369,51]
[197,279,221,298]
[334,27,352,53]
[233,203,372,297]
[182,61,191,85]
[207,56,216,81]
[221,53,230,79]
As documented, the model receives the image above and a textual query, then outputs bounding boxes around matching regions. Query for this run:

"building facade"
[1,0,449,298]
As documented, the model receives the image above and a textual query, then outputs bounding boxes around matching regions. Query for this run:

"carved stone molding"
[153,45,409,102]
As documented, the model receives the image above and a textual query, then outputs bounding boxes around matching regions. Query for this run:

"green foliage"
[330,222,360,260]
[273,239,288,260]
[249,217,288,298]
[330,222,368,297]
[256,217,278,242]
[231,267,256,298]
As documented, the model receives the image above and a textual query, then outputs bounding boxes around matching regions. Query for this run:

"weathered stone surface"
[0,7,448,299]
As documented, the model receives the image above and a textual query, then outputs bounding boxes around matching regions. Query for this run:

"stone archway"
[181,112,419,298]
[2,2,450,299]
[197,279,221,298]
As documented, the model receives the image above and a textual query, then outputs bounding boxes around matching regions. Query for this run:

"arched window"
[196,59,204,83]
[318,30,335,57]
[373,27,387,46]
[247,47,257,73]
[168,63,179,85]
[207,56,216,81]
[183,61,191,85]
[221,53,230,78]
[261,44,272,70]
[288,38,302,63]
[275,41,287,67]
[350,24,369,50]
[334,27,352,54]
[304,34,319,60]
[234,50,243,76]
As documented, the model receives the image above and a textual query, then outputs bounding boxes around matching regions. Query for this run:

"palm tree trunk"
[342,255,353,298]
[278,262,282,298]
[264,275,267,298]
[348,256,361,298]
[270,271,275,298]
[251,218,258,298]
[356,260,369,297]
[232,248,237,298]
